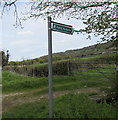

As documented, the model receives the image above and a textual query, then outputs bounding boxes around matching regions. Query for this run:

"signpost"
[52,22,74,35]
[48,17,53,118]
[48,17,74,118]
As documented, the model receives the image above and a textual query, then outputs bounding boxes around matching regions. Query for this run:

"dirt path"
[2,87,100,113]
[3,91,70,112]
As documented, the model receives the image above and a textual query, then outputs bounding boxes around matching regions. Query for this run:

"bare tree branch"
[0,0,23,28]
[4,0,17,6]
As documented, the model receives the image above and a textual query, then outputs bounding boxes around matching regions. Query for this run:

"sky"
[1,1,102,61]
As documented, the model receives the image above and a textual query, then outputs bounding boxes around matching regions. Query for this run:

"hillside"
[4,41,117,78]
[2,41,117,118]
[9,41,117,66]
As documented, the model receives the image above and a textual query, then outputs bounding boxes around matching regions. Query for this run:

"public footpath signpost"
[48,17,53,119]
[48,16,76,118]
[52,21,74,35]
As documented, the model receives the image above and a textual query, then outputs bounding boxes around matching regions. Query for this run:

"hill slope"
[9,41,116,66]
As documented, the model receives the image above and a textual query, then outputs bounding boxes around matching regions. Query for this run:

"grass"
[2,64,115,93]
[3,93,117,118]
[2,63,117,118]
[2,71,48,93]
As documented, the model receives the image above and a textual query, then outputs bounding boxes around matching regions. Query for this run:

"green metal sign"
[52,22,74,35]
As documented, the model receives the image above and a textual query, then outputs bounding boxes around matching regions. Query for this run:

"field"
[2,63,117,118]
[2,41,118,119]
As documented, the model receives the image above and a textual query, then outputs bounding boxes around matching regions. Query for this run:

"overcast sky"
[1,2,101,61]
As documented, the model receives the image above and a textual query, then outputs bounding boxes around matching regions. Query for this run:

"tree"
[0,0,117,42]
[0,50,10,67]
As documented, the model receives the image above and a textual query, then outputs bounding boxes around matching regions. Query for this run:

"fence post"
[67,61,70,75]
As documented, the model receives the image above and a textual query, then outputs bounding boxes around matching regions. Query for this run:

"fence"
[4,61,117,77]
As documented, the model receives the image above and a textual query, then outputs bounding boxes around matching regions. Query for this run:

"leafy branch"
[0,0,117,41]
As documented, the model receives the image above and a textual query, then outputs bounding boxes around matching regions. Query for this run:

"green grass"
[2,64,117,118]
[79,53,116,61]
[3,93,117,118]
[2,71,48,93]
[3,64,115,94]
